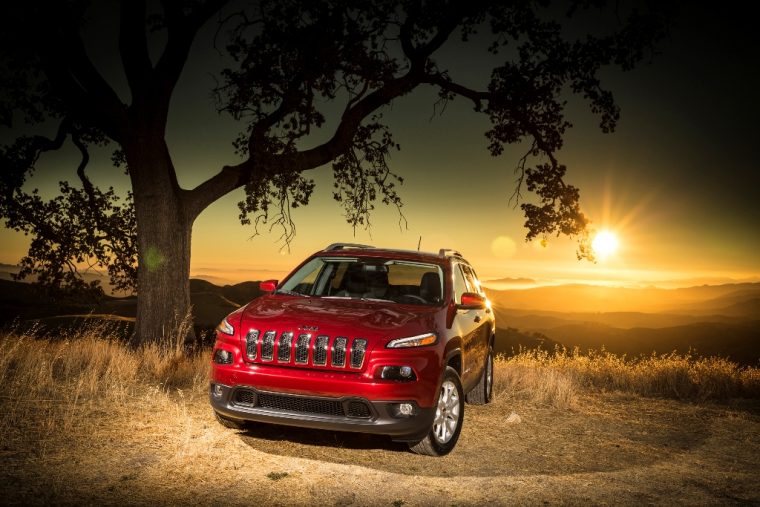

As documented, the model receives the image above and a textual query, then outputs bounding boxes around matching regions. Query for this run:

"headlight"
[386,332,437,348]
[216,317,234,336]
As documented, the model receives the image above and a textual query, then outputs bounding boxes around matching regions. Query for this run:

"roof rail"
[439,248,464,258]
[325,243,375,251]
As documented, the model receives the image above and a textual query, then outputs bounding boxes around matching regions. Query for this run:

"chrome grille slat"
[277,332,293,362]
[331,337,347,367]
[245,330,259,360]
[261,331,276,361]
[295,334,311,363]
[350,338,367,368]
[248,331,365,369]
[313,335,329,365]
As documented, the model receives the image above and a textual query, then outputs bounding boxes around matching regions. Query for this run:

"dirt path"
[2,391,759,505]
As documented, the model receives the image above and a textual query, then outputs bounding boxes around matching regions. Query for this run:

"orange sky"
[1,5,759,290]
[2,90,759,289]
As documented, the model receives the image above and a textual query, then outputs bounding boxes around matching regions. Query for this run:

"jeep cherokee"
[209,243,495,455]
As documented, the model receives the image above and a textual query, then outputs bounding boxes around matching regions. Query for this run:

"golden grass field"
[1,323,759,505]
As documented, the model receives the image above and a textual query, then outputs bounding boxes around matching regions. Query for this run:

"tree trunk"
[125,135,196,348]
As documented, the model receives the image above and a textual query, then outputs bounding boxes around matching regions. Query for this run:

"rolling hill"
[486,283,760,364]
[0,278,264,332]
[1,277,758,362]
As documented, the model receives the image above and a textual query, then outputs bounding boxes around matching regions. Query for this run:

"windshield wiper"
[274,289,308,297]
[359,297,395,303]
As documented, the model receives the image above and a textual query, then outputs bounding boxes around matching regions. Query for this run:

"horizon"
[1,4,759,301]
[3,260,760,294]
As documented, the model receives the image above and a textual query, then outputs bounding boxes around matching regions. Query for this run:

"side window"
[462,265,484,295]
[452,264,469,304]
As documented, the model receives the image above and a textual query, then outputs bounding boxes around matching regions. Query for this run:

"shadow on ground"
[238,395,713,477]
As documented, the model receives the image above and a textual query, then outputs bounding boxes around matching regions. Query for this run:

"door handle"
[474,315,481,323]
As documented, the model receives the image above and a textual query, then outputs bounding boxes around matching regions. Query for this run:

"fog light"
[379,366,417,381]
[390,402,418,418]
[213,348,233,364]
[212,384,224,398]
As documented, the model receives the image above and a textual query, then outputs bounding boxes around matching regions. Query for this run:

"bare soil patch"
[2,389,758,506]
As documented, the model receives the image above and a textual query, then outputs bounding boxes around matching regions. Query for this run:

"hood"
[240,295,439,340]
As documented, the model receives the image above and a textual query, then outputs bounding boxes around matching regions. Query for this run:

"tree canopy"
[0,0,671,340]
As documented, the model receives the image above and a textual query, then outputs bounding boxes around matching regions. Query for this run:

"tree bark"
[125,134,195,348]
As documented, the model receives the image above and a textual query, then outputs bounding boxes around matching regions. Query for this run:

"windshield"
[277,257,444,305]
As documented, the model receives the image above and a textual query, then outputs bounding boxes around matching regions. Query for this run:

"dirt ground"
[2,387,759,506]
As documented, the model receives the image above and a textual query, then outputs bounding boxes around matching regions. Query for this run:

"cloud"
[491,236,517,258]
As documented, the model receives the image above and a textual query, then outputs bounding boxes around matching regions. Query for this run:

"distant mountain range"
[1,275,758,363]
[0,278,263,334]
[484,283,760,315]
[485,283,760,364]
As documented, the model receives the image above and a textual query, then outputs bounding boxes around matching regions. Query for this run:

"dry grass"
[1,325,759,505]
[0,323,756,436]
[0,321,208,446]
[495,347,760,409]
[2,325,758,420]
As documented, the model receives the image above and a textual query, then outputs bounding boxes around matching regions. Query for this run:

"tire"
[466,346,494,405]
[214,411,248,430]
[409,366,465,456]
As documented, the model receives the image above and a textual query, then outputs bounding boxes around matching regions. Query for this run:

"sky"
[1,3,759,288]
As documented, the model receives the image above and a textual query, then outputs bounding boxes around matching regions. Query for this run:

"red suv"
[209,243,495,455]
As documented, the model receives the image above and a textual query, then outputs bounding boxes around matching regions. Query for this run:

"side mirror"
[458,292,486,309]
[259,280,278,293]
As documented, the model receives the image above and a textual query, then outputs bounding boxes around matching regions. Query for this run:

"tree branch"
[186,67,423,218]
[274,71,420,172]
[71,133,96,205]
[154,0,229,106]
[35,118,72,159]
[58,29,128,139]
[247,83,304,155]
[119,0,153,101]
[422,72,489,111]
[183,165,245,219]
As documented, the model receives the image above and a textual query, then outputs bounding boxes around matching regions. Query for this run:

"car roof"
[314,244,467,266]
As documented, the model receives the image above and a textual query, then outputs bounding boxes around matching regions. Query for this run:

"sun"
[592,230,619,260]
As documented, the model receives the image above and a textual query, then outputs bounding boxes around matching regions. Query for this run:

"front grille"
[245,330,259,360]
[234,389,256,406]
[243,330,368,370]
[313,335,329,365]
[258,392,344,417]
[261,331,276,361]
[295,334,310,363]
[346,400,371,418]
[232,389,372,419]
[331,337,347,367]
[350,339,367,368]
[277,332,293,362]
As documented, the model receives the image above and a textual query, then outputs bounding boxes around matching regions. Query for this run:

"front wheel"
[466,346,494,405]
[409,366,465,456]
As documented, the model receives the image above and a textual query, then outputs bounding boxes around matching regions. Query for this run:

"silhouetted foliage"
[0,0,672,342]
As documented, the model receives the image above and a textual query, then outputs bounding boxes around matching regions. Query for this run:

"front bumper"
[210,383,435,441]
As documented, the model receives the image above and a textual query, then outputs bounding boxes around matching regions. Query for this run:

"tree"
[0,1,671,345]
